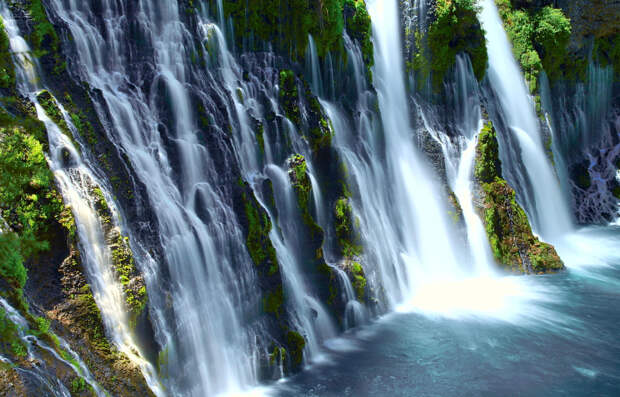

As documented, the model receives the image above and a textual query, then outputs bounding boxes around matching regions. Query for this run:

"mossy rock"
[474,121,564,273]
[89,184,147,327]
[285,331,306,368]
[334,197,362,258]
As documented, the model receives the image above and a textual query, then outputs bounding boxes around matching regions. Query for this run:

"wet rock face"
[474,121,564,274]
[556,0,620,47]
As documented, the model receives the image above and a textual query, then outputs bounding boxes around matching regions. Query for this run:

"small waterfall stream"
[0,296,103,397]
[0,2,162,393]
[478,0,574,241]
[197,5,339,363]
[367,0,466,294]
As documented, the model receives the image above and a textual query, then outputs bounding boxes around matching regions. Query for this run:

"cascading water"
[0,2,162,393]
[44,0,308,394]
[366,0,466,293]
[196,5,339,361]
[478,0,573,240]
[540,62,620,223]
[444,56,496,275]
[0,297,103,396]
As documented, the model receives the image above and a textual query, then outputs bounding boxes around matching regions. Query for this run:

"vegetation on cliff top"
[495,0,573,90]
[428,0,488,87]
[0,110,75,292]
[475,121,564,273]
[0,17,15,90]
[410,0,488,90]
[222,0,373,72]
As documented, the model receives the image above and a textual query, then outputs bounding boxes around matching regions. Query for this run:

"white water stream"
[0,2,162,394]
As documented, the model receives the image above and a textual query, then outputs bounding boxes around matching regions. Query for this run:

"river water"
[271,227,620,396]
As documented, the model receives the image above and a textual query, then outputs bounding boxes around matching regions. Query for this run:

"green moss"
[447,191,463,224]
[612,185,620,200]
[306,95,333,153]
[37,90,82,153]
[263,286,284,318]
[90,187,147,325]
[269,345,286,366]
[288,154,323,240]
[474,121,502,183]
[334,197,361,258]
[75,284,111,352]
[349,261,366,300]
[222,0,345,60]
[285,331,306,367]
[70,376,86,393]
[279,70,300,125]
[243,191,278,275]
[0,17,16,90]
[426,0,488,89]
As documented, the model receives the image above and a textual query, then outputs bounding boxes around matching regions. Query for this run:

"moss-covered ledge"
[287,154,343,310]
[474,121,564,274]
[221,0,372,66]
[279,69,333,155]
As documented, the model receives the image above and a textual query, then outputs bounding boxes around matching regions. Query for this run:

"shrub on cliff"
[427,0,488,89]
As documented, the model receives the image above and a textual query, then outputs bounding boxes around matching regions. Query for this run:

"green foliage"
[593,35,620,80]
[0,233,27,289]
[426,0,488,89]
[279,70,300,125]
[344,0,374,75]
[71,376,86,393]
[25,0,59,55]
[0,17,16,89]
[533,6,571,80]
[0,308,27,359]
[222,0,347,60]
[0,116,73,264]
[495,0,571,89]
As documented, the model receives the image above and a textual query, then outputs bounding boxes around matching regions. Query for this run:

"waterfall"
[540,62,619,224]
[197,6,339,362]
[0,2,162,393]
[0,295,107,396]
[41,0,271,394]
[478,0,573,240]
[444,56,495,275]
[367,0,466,295]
